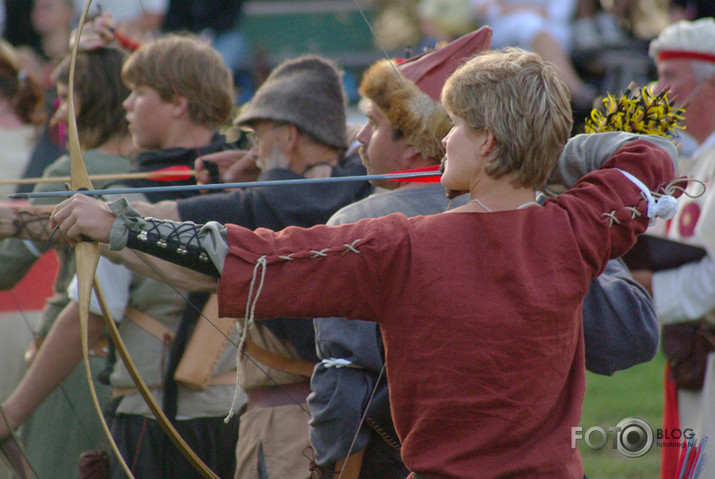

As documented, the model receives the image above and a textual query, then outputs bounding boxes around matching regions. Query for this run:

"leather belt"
[112,369,237,398]
[246,381,311,411]
[244,339,316,377]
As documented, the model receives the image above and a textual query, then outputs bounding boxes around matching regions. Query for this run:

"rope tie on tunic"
[225,239,364,420]
[659,177,706,199]
[602,210,621,227]
[226,254,267,422]
[615,171,701,225]
[310,249,330,258]
[343,239,361,255]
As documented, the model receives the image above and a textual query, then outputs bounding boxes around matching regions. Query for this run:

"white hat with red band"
[649,17,715,64]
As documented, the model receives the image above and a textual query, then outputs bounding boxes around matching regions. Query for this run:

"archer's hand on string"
[195,150,260,186]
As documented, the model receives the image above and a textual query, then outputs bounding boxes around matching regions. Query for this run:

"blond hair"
[122,34,235,129]
[442,48,572,189]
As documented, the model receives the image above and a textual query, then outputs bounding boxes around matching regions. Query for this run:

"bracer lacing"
[126,217,220,277]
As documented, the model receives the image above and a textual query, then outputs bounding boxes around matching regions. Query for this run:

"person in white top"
[74,0,168,41]
[632,17,715,479]
[0,39,44,198]
[470,0,596,109]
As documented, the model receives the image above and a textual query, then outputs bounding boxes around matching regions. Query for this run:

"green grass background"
[579,352,667,478]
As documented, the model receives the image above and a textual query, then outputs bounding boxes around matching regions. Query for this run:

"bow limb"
[67,2,139,478]
[0,404,39,479]
[68,3,218,477]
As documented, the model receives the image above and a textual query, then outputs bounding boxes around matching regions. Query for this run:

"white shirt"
[653,131,715,323]
[67,256,132,321]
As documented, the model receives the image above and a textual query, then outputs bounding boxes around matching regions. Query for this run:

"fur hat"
[236,56,347,150]
[359,26,492,160]
[649,17,715,64]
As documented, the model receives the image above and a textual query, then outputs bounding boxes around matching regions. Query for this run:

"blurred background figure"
[572,0,633,51]
[0,37,46,479]
[2,0,42,55]
[417,0,476,47]
[75,0,168,41]
[162,0,247,75]
[0,38,45,198]
[0,27,47,479]
[10,0,75,195]
[469,0,597,118]
[631,17,715,479]
[670,0,715,23]
[161,0,252,102]
[17,0,74,89]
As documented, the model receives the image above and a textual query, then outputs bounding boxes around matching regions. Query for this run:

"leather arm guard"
[0,204,67,246]
[109,198,222,277]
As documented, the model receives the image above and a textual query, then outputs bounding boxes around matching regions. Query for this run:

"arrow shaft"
[9,171,442,199]
[0,170,198,186]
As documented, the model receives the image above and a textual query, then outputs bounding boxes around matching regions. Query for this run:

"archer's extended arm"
[51,195,225,279]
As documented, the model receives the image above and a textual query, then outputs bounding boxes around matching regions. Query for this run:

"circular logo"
[615,417,653,458]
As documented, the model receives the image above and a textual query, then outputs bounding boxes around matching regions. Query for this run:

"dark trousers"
[108,413,239,479]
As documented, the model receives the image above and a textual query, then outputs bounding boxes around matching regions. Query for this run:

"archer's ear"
[480,129,497,157]
[170,95,190,118]
[279,124,301,153]
[402,144,424,167]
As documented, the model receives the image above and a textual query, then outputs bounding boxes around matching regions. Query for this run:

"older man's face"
[246,120,291,171]
[655,58,698,108]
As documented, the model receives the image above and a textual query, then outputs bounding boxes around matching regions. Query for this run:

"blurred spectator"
[373,0,423,52]
[162,0,247,72]
[10,0,74,194]
[75,0,168,41]
[2,47,132,479]
[572,0,632,51]
[12,0,73,89]
[670,0,715,22]
[417,0,476,46]
[2,0,41,52]
[0,39,45,198]
[15,99,66,194]
[162,0,250,102]
[635,17,715,479]
[470,0,596,113]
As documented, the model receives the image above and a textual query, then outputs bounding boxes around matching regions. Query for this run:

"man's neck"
[290,142,340,176]
[162,126,215,150]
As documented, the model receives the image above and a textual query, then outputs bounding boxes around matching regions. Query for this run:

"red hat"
[359,26,492,160]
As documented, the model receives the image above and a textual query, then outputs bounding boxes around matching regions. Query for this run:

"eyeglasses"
[242,121,290,151]
[243,129,259,150]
